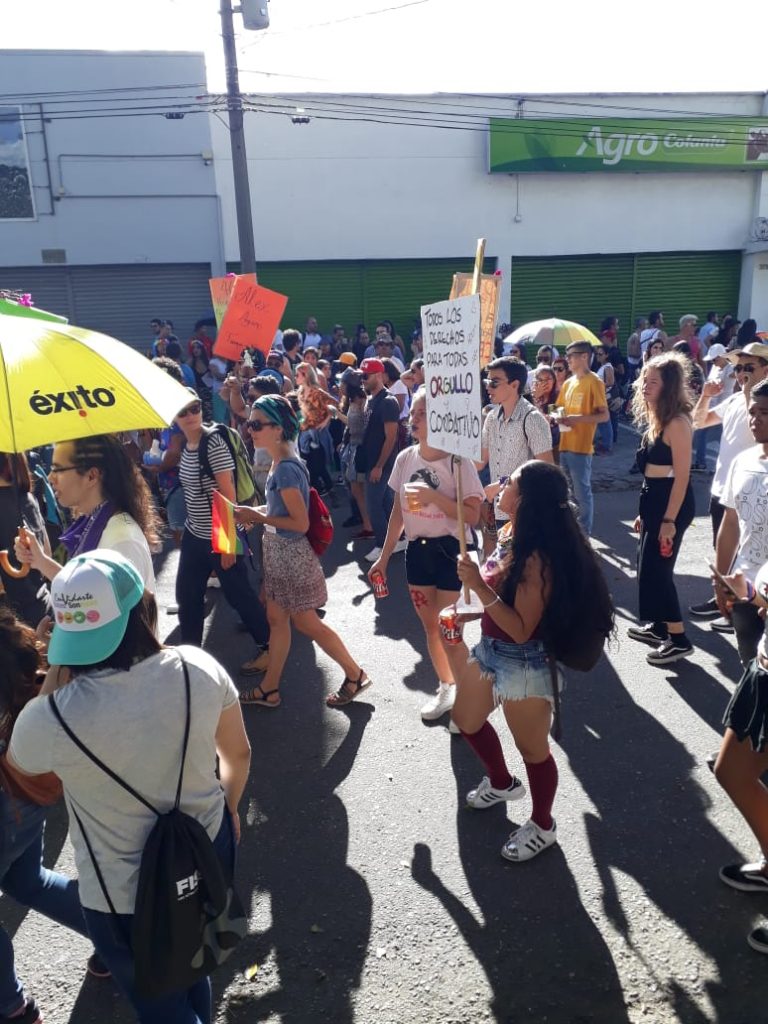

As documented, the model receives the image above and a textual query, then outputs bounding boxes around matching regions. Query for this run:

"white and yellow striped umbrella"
[0,313,192,452]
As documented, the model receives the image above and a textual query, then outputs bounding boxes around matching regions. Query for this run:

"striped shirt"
[179,433,234,540]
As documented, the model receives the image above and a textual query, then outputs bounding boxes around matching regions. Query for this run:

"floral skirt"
[262,531,327,613]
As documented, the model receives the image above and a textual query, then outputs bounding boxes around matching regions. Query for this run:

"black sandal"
[240,684,281,708]
[326,670,372,707]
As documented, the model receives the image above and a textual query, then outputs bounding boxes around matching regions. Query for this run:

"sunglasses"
[247,420,271,432]
[486,379,506,389]
[178,402,202,417]
[553,365,567,372]
[735,364,758,374]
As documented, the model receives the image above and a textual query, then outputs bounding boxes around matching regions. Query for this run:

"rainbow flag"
[211,490,243,556]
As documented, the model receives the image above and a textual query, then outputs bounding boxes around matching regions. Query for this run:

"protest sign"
[421,294,482,462]
[214,279,288,360]
[449,272,500,368]
[208,273,257,328]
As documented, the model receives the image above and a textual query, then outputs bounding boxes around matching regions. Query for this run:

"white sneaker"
[501,818,557,862]
[448,717,461,734]
[365,546,382,563]
[166,603,179,615]
[466,775,526,809]
[393,538,408,554]
[207,575,221,589]
[420,682,455,720]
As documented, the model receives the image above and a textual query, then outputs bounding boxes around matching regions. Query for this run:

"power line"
[239,0,432,44]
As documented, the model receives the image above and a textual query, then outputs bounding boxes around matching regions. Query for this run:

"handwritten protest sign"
[421,294,482,461]
[208,273,257,328]
[214,279,288,360]
[449,272,500,368]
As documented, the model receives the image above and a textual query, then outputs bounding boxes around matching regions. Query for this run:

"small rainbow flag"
[211,490,243,556]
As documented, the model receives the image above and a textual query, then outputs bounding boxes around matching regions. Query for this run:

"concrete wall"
[0,50,225,272]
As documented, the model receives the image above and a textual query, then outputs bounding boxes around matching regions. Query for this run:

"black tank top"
[636,432,673,473]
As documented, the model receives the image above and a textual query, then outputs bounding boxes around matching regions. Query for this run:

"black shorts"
[405,536,462,592]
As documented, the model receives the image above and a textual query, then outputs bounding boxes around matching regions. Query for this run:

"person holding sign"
[368,392,484,722]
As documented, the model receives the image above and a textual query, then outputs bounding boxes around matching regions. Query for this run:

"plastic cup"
[438,605,462,646]
[371,572,389,599]
[404,483,421,512]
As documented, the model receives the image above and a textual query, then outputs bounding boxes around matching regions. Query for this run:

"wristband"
[746,580,756,603]
[661,518,675,525]
[481,594,500,609]
[498,476,509,488]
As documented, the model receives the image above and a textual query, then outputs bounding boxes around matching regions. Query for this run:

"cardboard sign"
[421,294,482,461]
[449,272,500,368]
[214,279,288,360]
[208,273,257,328]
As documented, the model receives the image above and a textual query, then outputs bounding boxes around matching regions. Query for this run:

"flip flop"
[240,684,281,708]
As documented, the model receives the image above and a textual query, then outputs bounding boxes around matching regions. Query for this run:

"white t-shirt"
[699,323,719,350]
[9,646,238,913]
[721,446,768,575]
[302,332,323,351]
[640,328,661,355]
[387,379,411,421]
[388,446,484,542]
[711,393,753,498]
[101,513,155,592]
[208,357,227,395]
[707,363,737,407]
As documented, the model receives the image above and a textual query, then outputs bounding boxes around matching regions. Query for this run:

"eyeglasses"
[486,379,506,389]
[247,420,270,432]
[177,402,202,417]
[735,364,758,374]
[49,464,80,475]
[553,366,567,373]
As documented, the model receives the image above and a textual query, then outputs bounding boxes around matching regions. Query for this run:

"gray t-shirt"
[9,645,238,913]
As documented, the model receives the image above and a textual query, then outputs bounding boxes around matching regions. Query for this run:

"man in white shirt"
[639,310,669,355]
[715,379,768,664]
[690,342,768,624]
[302,316,323,351]
[699,311,720,352]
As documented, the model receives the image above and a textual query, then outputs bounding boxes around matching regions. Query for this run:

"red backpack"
[307,487,334,555]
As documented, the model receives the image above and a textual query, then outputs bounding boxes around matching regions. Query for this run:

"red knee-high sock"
[524,755,558,831]
[461,722,512,790]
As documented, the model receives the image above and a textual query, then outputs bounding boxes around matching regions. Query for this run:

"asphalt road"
[4,432,767,1024]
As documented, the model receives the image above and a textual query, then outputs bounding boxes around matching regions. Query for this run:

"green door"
[632,251,742,328]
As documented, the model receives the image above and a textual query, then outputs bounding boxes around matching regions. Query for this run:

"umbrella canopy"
[0,314,192,452]
[503,318,602,352]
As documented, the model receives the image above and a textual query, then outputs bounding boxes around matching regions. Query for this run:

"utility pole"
[220,0,257,274]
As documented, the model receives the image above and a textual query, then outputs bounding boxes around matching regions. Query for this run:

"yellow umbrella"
[504,318,602,351]
[0,313,192,452]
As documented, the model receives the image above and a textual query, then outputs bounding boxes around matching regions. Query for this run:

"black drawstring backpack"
[48,652,247,998]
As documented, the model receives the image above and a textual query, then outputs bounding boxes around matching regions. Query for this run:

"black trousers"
[710,495,726,548]
[637,479,695,624]
[176,529,269,648]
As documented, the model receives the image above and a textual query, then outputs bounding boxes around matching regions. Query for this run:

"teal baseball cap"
[47,549,145,666]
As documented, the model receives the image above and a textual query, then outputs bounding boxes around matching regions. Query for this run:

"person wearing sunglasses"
[234,395,370,709]
[174,390,270,674]
[14,435,158,592]
[689,342,768,627]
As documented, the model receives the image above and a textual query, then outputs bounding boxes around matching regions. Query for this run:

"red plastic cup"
[439,605,462,646]
[371,572,389,599]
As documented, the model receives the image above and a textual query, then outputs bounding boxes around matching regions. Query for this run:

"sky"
[2,0,766,97]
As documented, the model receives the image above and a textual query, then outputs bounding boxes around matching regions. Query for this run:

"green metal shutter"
[0,267,74,323]
[253,261,363,335]
[510,254,635,340]
[361,257,495,346]
[632,251,742,327]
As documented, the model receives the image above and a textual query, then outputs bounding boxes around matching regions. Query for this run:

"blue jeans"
[0,796,87,1015]
[693,424,722,467]
[83,807,235,1024]
[596,419,613,452]
[560,451,594,536]
[366,469,394,547]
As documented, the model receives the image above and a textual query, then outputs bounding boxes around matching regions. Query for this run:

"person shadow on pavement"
[561,654,766,1024]
[411,737,631,1024]
[220,700,375,1024]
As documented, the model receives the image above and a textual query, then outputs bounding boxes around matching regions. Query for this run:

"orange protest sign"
[450,272,501,368]
[214,279,288,360]
[209,273,257,328]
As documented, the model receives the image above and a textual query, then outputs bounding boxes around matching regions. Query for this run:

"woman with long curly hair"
[15,435,158,590]
[0,606,94,1023]
[626,353,695,665]
[453,460,614,862]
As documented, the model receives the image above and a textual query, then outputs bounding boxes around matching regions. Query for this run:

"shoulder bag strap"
[174,654,192,810]
[47,694,160,816]
[68,802,122,921]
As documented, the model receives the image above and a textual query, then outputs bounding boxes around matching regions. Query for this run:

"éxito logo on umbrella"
[29,385,116,418]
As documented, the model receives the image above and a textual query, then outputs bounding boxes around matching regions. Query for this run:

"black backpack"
[48,654,247,998]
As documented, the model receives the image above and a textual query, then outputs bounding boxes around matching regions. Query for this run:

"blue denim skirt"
[470,636,563,705]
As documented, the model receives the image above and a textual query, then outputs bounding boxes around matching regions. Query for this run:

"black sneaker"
[711,617,735,634]
[689,597,720,619]
[719,860,768,892]
[646,638,693,665]
[626,623,668,647]
[748,925,768,954]
[1,999,42,1023]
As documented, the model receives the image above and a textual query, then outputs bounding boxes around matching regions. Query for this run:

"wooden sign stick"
[455,236,486,603]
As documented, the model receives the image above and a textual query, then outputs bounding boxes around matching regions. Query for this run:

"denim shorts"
[470,635,563,705]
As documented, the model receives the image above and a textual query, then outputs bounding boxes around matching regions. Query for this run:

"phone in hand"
[708,562,741,600]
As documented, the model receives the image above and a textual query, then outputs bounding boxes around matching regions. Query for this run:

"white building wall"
[213,90,768,318]
[0,50,225,272]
